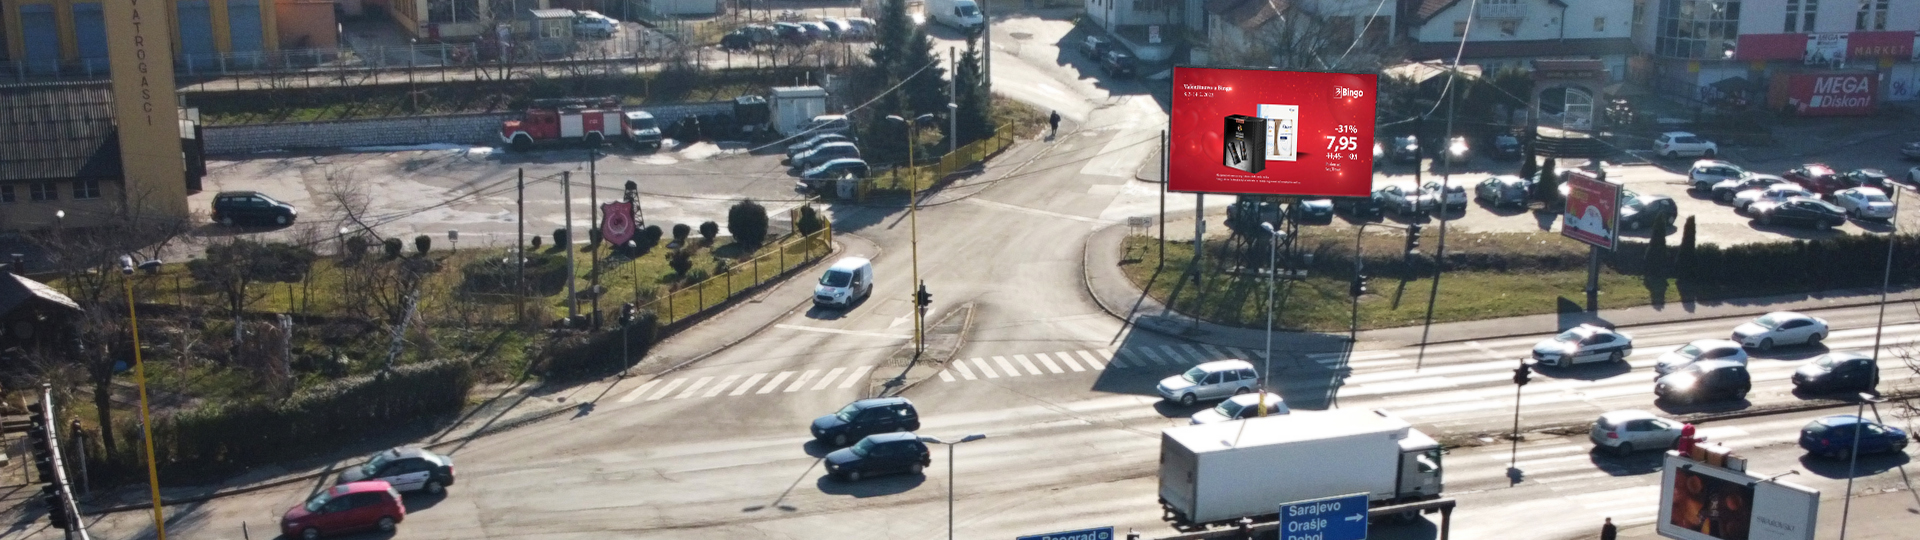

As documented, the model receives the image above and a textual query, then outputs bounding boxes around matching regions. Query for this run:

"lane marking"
[1054,352,1086,372]
[1032,353,1064,374]
[1078,349,1107,370]
[1095,348,1117,369]
[972,358,1000,378]
[784,369,820,392]
[994,356,1022,377]
[839,366,872,388]
[702,375,742,398]
[953,360,979,380]
[1014,355,1045,375]
[1139,347,1172,366]
[647,379,686,401]
[674,377,713,399]
[1178,344,1210,364]
[811,367,847,391]
[773,324,911,339]
[1199,344,1231,361]
[619,380,660,403]
[757,371,794,394]
[939,370,956,382]
[962,197,1111,224]
[730,373,766,396]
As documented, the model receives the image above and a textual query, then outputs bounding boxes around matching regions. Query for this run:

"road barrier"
[862,124,1018,198]
[644,222,833,326]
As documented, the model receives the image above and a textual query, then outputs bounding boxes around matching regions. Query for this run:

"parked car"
[1799,415,1908,459]
[211,191,298,226]
[1903,140,1920,159]
[1100,50,1137,78]
[1733,183,1815,213]
[1290,199,1334,224]
[1783,163,1846,198]
[1837,168,1893,191]
[1486,134,1522,161]
[824,432,932,481]
[1389,135,1420,163]
[282,481,405,540]
[800,158,870,186]
[1832,187,1896,221]
[1332,193,1385,220]
[1590,410,1685,456]
[1189,392,1288,425]
[798,114,853,137]
[1731,311,1829,351]
[1156,359,1260,406]
[773,22,812,45]
[1441,136,1472,162]
[842,17,877,39]
[1474,175,1530,208]
[1531,324,1634,367]
[625,111,662,149]
[721,30,756,51]
[1653,360,1751,404]
[1421,181,1468,212]
[1654,131,1718,158]
[787,132,854,159]
[798,21,833,41]
[1618,194,1678,230]
[812,397,919,446]
[1793,352,1880,394]
[1079,35,1111,58]
[1712,174,1789,203]
[1655,339,1748,377]
[338,447,455,495]
[1750,198,1847,230]
[1375,184,1427,216]
[1687,160,1749,191]
[821,18,851,39]
[793,141,862,170]
[572,11,619,39]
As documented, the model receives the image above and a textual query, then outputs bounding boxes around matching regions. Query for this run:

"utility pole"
[516,169,525,325]
[564,171,577,321]
[980,0,991,85]
[590,148,601,328]
[949,46,958,155]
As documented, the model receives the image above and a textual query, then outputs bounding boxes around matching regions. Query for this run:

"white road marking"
[1138,347,1172,366]
[1178,344,1210,364]
[647,379,686,401]
[702,375,741,398]
[1014,354,1045,375]
[619,380,661,403]
[730,373,766,396]
[784,369,820,392]
[674,377,713,399]
[811,367,847,390]
[757,371,794,394]
[1079,349,1108,370]
[953,360,978,380]
[773,324,911,339]
[1053,352,1086,372]
[1199,344,1231,360]
[962,197,1110,224]
[994,356,1023,377]
[972,358,1000,378]
[939,370,956,382]
[839,366,872,388]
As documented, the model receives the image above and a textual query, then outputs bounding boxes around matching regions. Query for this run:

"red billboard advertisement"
[1561,170,1621,250]
[1169,67,1378,197]
[1768,72,1879,116]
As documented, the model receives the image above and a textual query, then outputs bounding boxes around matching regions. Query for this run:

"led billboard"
[1169,67,1378,197]
[1561,170,1622,250]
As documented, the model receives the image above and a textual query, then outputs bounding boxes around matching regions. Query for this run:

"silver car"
[1156,360,1259,406]
[1687,160,1748,191]
[1189,392,1288,424]
[1531,324,1634,367]
[1655,339,1748,376]
[1734,184,1815,213]
[1832,187,1895,221]
[1591,410,1686,456]
[1731,311,1829,351]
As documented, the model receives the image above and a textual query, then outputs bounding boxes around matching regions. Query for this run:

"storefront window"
[1656,0,1739,60]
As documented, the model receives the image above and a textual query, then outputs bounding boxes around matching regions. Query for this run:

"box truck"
[1157,409,1443,527]
[928,0,983,32]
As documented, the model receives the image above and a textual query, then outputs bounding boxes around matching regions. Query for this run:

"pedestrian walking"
[1601,517,1618,540]
[1049,110,1062,139]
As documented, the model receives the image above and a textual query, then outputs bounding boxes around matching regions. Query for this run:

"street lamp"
[118,255,168,540]
[918,433,987,540]
[1838,392,1889,540]
[1259,222,1281,391]
[886,113,938,355]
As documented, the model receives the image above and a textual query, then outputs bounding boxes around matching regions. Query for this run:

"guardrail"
[643,223,834,327]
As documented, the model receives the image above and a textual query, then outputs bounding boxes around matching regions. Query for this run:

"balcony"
[1476,2,1529,20]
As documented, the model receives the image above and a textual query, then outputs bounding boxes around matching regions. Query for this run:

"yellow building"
[1,0,338,72]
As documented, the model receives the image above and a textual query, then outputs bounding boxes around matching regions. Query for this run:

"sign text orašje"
[1280,492,1368,540]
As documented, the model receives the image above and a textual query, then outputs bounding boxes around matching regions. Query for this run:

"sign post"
[1279,492,1369,540]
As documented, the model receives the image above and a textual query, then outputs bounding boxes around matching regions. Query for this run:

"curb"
[651,236,857,378]
[885,304,976,398]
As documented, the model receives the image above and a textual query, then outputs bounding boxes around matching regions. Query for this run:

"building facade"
[1634,0,1920,107]
[0,83,204,233]
[1,0,336,74]
[1401,0,1636,80]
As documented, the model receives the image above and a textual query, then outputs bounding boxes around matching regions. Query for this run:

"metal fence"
[865,123,1019,195]
[645,223,833,327]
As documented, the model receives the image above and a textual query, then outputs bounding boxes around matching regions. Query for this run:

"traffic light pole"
[1509,360,1532,476]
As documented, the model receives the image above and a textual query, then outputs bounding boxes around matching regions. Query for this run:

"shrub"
[699,221,720,244]
[460,252,570,294]
[638,225,664,251]
[530,235,543,250]
[542,312,659,379]
[382,237,404,258]
[344,236,370,259]
[796,205,825,236]
[669,248,694,276]
[672,223,692,245]
[414,234,432,255]
[588,227,603,247]
[728,199,770,247]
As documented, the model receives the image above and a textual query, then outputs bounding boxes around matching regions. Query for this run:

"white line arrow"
[890,315,910,329]
[1345,514,1364,522]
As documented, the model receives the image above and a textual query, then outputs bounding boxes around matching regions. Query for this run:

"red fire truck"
[501,97,627,150]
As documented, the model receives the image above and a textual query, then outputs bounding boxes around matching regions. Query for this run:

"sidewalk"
[1081,221,1920,354]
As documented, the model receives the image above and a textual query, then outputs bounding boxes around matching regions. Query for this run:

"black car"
[1388,135,1421,164]
[800,158,871,187]
[1473,175,1530,208]
[824,432,932,481]
[1792,352,1879,394]
[1290,199,1334,224]
[793,142,862,170]
[1331,194,1384,220]
[211,191,298,226]
[773,22,812,45]
[1100,50,1137,78]
[1487,134,1522,161]
[1750,198,1846,230]
[720,30,754,51]
[1618,194,1678,230]
[1653,360,1751,404]
[811,397,920,446]
[1837,168,1893,190]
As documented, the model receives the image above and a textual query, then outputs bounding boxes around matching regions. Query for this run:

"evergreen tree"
[899,27,949,118]
[858,0,948,165]
[1646,218,1670,277]
[1536,156,1559,204]
[1677,216,1698,279]
[952,34,995,146]
[1518,140,1538,182]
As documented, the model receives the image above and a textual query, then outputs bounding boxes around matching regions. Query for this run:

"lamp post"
[887,113,938,354]
[118,255,168,540]
[1259,222,1280,391]
[918,433,987,540]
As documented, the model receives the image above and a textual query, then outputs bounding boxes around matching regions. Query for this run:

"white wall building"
[1401,0,1636,80]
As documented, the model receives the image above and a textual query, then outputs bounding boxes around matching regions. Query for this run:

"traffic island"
[866,302,974,397]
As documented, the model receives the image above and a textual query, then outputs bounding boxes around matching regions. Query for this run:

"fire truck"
[501,97,627,151]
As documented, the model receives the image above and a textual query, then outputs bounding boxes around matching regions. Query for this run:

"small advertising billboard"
[1560,170,1622,250]
[1768,72,1879,117]
[1169,67,1378,197]
[1658,453,1819,540]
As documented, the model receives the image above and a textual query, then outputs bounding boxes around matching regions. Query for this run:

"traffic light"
[1350,274,1369,297]
[1513,361,1533,386]
[41,484,68,530]
[618,303,636,326]
[26,403,53,483]
[1405,224,1423,254]
[914,283,932,311]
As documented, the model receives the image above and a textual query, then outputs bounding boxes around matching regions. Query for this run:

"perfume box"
[1223,115,1266,173]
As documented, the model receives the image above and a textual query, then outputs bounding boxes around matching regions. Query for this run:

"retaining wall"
[202,101,737,154]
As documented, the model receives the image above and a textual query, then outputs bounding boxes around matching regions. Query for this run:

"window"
[1786,0,1816,32]
[29,181,56,201]
[1453,20,1468,37]
[1658,1,1741,59]
[0,185,13,203]
[1498,19,1519,36]
[1856,0,1888,31]
[1595,17,1606,32]
[72,179,100,199]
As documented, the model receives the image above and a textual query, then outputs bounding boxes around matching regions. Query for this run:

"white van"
[928,0,983,32]
[814,257,874,308]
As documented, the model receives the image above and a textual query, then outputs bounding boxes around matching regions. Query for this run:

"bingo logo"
[1334,86,1366,99]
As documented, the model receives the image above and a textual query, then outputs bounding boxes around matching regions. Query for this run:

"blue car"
[823,432,931,482]
[1799,415,1908,459]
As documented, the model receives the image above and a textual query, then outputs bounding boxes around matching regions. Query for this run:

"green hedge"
[542,312,659,380]
[461,252,570,295]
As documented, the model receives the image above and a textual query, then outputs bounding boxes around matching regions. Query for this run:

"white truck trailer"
[769,86,829,137]
[1157,409,1444,527]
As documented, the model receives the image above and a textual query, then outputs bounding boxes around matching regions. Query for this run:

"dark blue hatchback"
[1799,415,1909,459]
[824,432,932,482]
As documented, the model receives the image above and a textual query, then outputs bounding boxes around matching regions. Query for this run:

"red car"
[282,481,406,539]
[1783,164,1846,198]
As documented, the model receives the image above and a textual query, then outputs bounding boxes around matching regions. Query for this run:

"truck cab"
[1396,428,1444,501]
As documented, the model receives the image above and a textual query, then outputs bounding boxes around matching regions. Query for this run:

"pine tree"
[857,0,948,165]
[899,27,949,119]
[952,34,995,146]
[1645,218,1670,278]
[1536,156,1559,204]
[1676,216,1698,280]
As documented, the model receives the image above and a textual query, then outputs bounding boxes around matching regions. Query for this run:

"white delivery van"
[928,0,983,32]
[814,257,873,308]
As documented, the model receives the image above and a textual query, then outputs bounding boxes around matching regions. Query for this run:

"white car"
[1907,165,1920,185]
[1590,410,1686,456]
[1531,324,1634,367]
[1655,339,1749,376]
[1731,311,1829,351]
[1375,183,1429,215]
[1832,187,1896,221]
[1654,131,1718,159]
[1687,160,1749,191]
[573,11,619,39]
[1156,360,1259,406]
[1734,184,1815,213]
[1421,181,1469,211]
[1189,392,1288,425]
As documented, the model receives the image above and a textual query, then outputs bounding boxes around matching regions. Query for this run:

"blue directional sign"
[1016,526,1113,540]
[1279,492,1369,540]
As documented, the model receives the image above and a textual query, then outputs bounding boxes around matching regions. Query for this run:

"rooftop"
[0,82,122,182]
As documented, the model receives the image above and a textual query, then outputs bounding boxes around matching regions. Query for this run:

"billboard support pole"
[1585,245,1601,311]
[1191,193,1205,332]
[1160,130,1167,266]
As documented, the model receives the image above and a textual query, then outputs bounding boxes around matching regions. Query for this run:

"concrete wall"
[202,101,737,154]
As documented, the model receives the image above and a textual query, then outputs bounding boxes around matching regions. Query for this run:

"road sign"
[1279,492,1368,540]
[1016,526,1113,540]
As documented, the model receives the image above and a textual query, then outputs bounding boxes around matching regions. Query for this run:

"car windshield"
[362,453,391,476]
[821,270,853,287]
[1553,330,1584,342]
[1214,400,1244,418]
[850,437,877,457]
[1815,355,1841,368]
[1753,315,1783,329]
[1181,366,1207,384]
[634,117,657,130]
[305,492,332,513]
[833,402,861,421]
[959,5,979,16]
[1675,344,1702,359]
